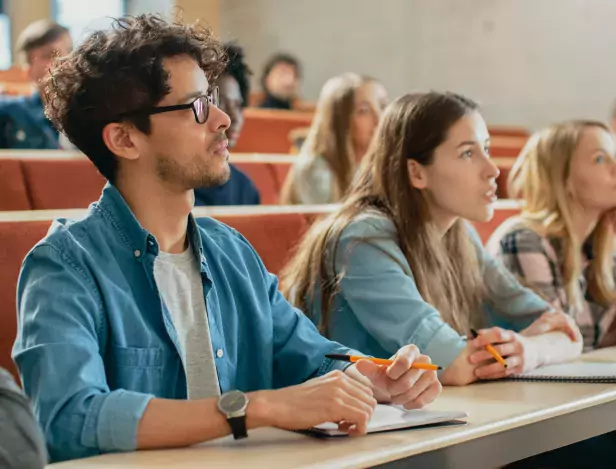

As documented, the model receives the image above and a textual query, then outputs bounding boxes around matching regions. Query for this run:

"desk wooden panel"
[49,348,616,468]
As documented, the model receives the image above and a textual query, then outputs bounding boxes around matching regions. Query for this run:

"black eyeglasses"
[120,87,219,124]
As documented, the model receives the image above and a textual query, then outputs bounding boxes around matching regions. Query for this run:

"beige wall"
[220,0,616,129]
[6,0,219,65]
[175,0,220,35]
[6,0,51,61]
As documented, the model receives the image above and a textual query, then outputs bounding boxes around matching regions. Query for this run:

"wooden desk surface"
[49,348,616,469]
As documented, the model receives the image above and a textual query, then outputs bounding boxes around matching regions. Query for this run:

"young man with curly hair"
[13,14,441,462]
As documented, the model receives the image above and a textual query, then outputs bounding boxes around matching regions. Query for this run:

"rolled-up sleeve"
[13,245,153,462]
[333,218,467,368]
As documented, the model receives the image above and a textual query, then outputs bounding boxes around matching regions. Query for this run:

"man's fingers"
[390,370,437,407]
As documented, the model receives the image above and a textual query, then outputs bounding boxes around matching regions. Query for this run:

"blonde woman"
[280,73,388,204]
[487,121,616,351]
[280,92,582,386]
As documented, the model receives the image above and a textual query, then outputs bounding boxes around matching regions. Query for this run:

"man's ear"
[102,122,140,162]
[407,159,428,189]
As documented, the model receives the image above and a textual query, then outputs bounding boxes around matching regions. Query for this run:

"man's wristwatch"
[217,390,250,440]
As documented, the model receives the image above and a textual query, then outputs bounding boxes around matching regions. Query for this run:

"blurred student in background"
[259,53,302,110]
[0,20,72,149]
[280,73,387,204]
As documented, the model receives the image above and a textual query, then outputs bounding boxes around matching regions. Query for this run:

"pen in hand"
[470,328,508,368]
[325,354,442,371]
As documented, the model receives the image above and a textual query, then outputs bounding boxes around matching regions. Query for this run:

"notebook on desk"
[297,404,467,437]
[510,362,616,383]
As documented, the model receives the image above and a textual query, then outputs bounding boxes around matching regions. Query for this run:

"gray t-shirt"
[0,368,47,468]
[153,247,221,400]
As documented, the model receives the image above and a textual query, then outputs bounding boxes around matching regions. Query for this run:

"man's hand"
[352,345,442,409]
[249,370,377,435]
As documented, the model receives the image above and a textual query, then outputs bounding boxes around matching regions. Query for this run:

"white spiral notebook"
[510,362,616,383]
[297,404,467,437]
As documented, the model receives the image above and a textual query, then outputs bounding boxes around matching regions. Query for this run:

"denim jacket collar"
[96,183,205,261]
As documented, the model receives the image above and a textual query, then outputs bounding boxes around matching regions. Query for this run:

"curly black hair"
[260,52,301,94]
[222,42,252,108]
[44,14,226,184]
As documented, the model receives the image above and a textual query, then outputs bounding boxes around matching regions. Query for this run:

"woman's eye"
[484,146,491,156]
[461,150,473,159]
[595,154,607,164]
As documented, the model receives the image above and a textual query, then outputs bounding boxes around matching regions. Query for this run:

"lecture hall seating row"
[0,151,517,211]
[0,201,522,383]
[234,108,529,155]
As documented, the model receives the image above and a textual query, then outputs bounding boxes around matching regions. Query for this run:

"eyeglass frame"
[118,86,219,124]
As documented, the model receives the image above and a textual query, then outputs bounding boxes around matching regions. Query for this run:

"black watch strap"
[228,415,248,440]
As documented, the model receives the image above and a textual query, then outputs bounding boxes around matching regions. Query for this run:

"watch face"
[220,390,248,413]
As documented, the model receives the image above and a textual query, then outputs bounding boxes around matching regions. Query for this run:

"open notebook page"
[306,404,467,437]
[512,362,616,382]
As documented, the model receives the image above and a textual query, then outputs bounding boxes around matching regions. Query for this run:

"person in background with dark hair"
[259,52,301,110]
[13,14,440,462]
[194,43,260,205]
[0,367,47,468]
[0,19,72,149]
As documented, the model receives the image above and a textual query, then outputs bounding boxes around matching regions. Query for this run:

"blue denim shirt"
[13,183,354,462]
[304,214,551,368]
[0,92,59,149]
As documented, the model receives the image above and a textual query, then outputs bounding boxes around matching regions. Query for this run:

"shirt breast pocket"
[107,345,163,395]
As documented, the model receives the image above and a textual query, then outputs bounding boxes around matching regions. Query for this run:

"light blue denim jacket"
[13,184,355,462]
[306,214,551,368]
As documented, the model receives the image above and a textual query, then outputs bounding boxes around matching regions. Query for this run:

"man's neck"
[116,171,194,254]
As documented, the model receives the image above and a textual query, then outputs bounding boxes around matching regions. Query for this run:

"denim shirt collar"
[96,182,204,261]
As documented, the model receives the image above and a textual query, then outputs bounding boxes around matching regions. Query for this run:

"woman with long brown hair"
[280,73,388,204]
[280,92,582,386]
[488,121,616,350]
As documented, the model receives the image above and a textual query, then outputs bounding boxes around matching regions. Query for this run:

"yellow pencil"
[470,328,508,368]
[325,354,442,371]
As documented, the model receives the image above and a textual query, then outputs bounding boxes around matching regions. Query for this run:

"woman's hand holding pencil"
[468,327,537,380]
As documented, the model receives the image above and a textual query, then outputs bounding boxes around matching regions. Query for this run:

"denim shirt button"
[216,349,224,358]
[134,250,141,258]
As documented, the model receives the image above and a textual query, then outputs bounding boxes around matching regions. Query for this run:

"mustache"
[212,133,227,144]
[207,133,228,150]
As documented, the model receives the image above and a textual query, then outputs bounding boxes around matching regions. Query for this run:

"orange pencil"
[325,354,442,370]
[470,328,508,368]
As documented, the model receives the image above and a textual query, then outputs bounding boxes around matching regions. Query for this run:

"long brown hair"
[508,120,616,309]
[280,92,486,336]
[280,73,378,204]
